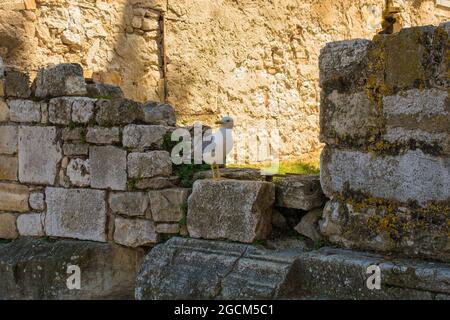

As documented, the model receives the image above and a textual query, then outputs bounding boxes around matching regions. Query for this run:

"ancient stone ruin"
[0,19,449,300]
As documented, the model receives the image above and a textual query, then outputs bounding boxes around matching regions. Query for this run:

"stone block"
[143,101,176,126]
[34,64,87,98]
[66,158,90,187]
[0,125,17,154]
[0,155,18,180]
[0,238,144,299]
[122,125,168,150]
[86,83,124,99]
[29,192,45,211]
[156,223,180,234]
[90,146,127,190]
[148,188,190,222]
[8,99,42,123]
[319,39,370,92]
[61,127,83,141]
[4,69,31,98]
[18,126,63,185]
[45,187,107,242]
[135,237,303,300]
[127,151,172,179]
[0,183,29,212]
[320,146,450,205]
[96,98,144,126]
[294,208,323,242]
[0,99,9,122]
[187,179,274,243]
[109,192,149,216]
[48,97,73,125]
[71,97,96,123]
[134,176,178,190]
[86,127,120,144]
[63,143,88,156]
[0,213,18,239]
[17,213,44,236]
[114,217,159,247]
[275,175,325,210]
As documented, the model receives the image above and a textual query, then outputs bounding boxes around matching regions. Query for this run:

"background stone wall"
[0,0,449,163]
[319,23,449,262]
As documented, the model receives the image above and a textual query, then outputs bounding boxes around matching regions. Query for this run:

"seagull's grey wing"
[202,135,215,152]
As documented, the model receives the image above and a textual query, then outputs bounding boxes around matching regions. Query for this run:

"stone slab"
[90,146,127,190]
[0,183,29,212]
[275,175,325,210]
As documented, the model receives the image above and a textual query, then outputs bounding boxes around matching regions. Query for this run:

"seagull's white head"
[216,116,234,129]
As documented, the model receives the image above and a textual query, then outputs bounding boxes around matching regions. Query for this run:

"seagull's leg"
[215,164,222,179]
[210,163,216,179]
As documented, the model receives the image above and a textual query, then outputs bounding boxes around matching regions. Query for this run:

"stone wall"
[319,23,449,262]
[0,62,190,247]
[1,0,448,163]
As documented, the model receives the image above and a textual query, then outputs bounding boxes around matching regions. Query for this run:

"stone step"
[136,237,450,300]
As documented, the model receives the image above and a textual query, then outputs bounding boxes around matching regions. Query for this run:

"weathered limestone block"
[62,127,83,141]
[45,188,107,242]
[0,155,18,180]
[135,176,178,190]
[148,188,190,222]
[319,39,370,92]
[0,183,29,212]
[63,143,88,156]
[8,99,42,123]
[193,168,265,181]
[0,213,18,239]
[86,127,120,144]
[320,146,450,205]
[29,192,45,211]
[319,91,381,146]
[156,223,180,234]
[143,101,176,126]
[17,213,44,236]
[320,200,449,262]
[90,146,127,190]
[0,125,17,154]
[275,175,325,210]
[48,97,73,125]
[114,217,159,247]
[96,99,144,125]
[187,179,274,243]
[294,208,323,242]
[18,126,63,185]
[127,151,172,179]
[109,192,149,217]
[122,125,168,150]
[4,69,31,98]
[87,83,124,99]
[66,158,90,187]
[34,64,87,98]
[71,97,96,123]
[135,237,303,300]
[0,99,9,122]
[0,238,144,299]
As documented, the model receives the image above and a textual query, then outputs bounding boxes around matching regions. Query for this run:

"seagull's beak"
[215,121,223,125]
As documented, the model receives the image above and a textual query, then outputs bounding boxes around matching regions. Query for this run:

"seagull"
[202,116,234,179]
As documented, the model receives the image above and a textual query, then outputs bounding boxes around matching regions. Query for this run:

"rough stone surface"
[187,179,275,243]
[122,125,168,150]
[0,155,18,180]
[45,187,107,242]
[90,146,127,191]
[17,213,44,236]
[0,238,144,299]
[86,127,120,144]
[294,208,323,242]
[109,192,149,217]
[34,64,87,98]
[86,83,124,99]
[156,223,180,234]
[143,102,176,126]
[63,143,88,156]
[127,151,172,179]
[114,217,158,248]
[4,69,31,98]
[8,99,42,123]
[148,188,190,222]
[71,97,96,123]
[193,168,266,181]
[320,146,450,205]
[18,126,62,185]
[0,213,18,239]
[96,99,144,126]
[275,175,326,210]
[29,192,45,211]
[0,125,17,154]
[0,183,29,212]
[135,237,303,300]
[66,158,90,187]
[135,176,179,190]
[0,99,9,122]
[48,97,73,125]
